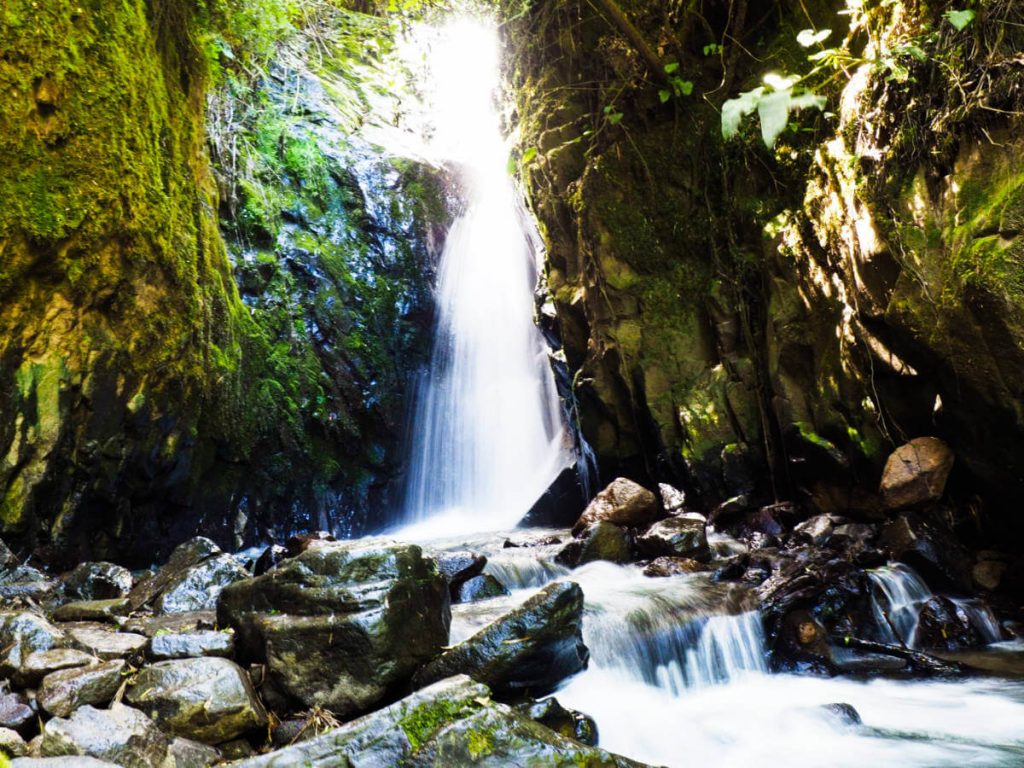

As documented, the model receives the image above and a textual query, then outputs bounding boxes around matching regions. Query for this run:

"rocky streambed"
[1,448,1024,766]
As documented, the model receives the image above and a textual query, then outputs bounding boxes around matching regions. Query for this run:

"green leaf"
[721,87,764,140]
[659,89,672,103]
[796,28,832,47]
[607,111,624,125]
[944,9,976,30]
[677,79,694,96]
[521,147,538,164]
[788,92,827,112]
[757,90,791,147]
[664,62,680,74]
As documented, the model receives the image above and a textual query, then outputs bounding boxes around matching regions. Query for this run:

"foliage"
[722,73,826,147]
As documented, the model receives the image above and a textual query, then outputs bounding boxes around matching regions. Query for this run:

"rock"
[517,697,598,746]
[62,563,133,602]
[65,627,148,660]
[792,514,847,545]
[878,513,973,590]
[0,565,59,602]
[252,545,288,576]
[169,737,220,768]
[880,437,955,509]
[913,596,980,651]
[38,659,126,717]
[271,717,318,747]
[519,465,588,528]
[148,630,234,660]
[820,702,862,726]
[220,738,257,759]
[577,521,631,566]
[454,574,510,603]
[284,531,335,558]
[218,539,449,717]
[40,703,173,767]
[0,539,18,570]
[707,494,752,529]
[122,612,217,638]
[414,581,588,696]
[831,523,875,544]
[0,612,67,678]
[128,537,248,614]
[125,657,266,744]
[571,478,661,536]
[128,538,221,610]
[659,483,687,514]
[973,560,1007,591]
[0,691,34,732]
[52,599,131,623]
[230,675,644,768]
[18,648,98,687]
[435,551,487,590]
[636,517,709,560]
[13,758,120,767]
[0,726,27,757]
[643,557,706,577]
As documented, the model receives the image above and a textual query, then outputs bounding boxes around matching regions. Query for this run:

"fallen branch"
[831,635,963,676]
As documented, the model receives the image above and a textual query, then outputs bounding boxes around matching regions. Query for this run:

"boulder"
[252,546,287,576]
[0,727,27,757]
[879,437,954,510]
[519,465,588,528]
[557,521,631,567]
[124,657,267,744]
[454,574,510,603]
[0,690,34,733]
[148,630,234,660]
[878,513,973,590]
[0,539,17,570]
[820,703,862,727]
[517,697,598,746]
[414,581,588,696]
[13,758,120,767]
[0,564,58,602]
[571,478,661,536]
[169,737,220,768]
[62,563,133,602]
[218,539,449,717]
[17,648,97,687]
[65,627,148,660]
[636,517,709,560]
[52,599,131,623]
[123,612,216,638]
[0,612,67,678]
[643,557,706,577]
[40,703,173,767]
[973,559,1007,591]
[435,551,487,590]
[128,537,248,614]
[791,514,847,546]
[230,675,645,768]
[913,596,981,651]
[284,531,335,558]
[38,659,126,717]
[658,483,687,514]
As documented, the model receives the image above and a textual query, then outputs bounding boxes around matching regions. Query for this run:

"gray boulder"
[128,537,249,614]
[40,703,173,767]
[218,539,450,717]
[17,648,97,686]
[124,657,267,744]
[636,516,709,560]
[572,478,661,536]
[62,563,133,602]
[0,611,66,678]
[38,659,125,717]
[414,581,588,696]
[148,630,234,660]
[64,626,147,660]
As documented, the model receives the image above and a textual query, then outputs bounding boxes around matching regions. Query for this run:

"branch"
[592,0,667,80]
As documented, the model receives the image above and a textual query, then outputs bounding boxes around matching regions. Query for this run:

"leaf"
[721,87,764,139]
[757,90,792,147]
[664,62,680,74]
[676,79,694,96]
[788,92,827,112]
[763,72,799,91]
[944,9,976,30]
[607,111,624,125]
[659,89,672,103]
[796,28,832,47]
[521,147,538,163]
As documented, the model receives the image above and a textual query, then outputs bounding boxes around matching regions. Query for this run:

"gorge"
[1,0,1024,766]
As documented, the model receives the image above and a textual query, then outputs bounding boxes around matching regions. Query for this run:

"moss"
[466,726,496,759]
[399,698,478,752]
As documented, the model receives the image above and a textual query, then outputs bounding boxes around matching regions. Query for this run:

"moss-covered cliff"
[503,0,1024,535]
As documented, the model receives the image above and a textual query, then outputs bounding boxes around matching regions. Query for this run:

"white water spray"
[399,19,571,536]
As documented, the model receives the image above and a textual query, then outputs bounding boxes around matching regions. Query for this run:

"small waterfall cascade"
[869,562,1003,647]
[398,19,571,537]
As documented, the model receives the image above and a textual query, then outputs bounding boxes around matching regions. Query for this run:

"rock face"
[218,539,449,717]
[880,438,955,510]
[232,675,644,768]
[125,657,266,744]
[40,703,173,767]
[414,581,589,696]
[572,478,661,535]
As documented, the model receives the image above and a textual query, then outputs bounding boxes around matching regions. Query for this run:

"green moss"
[399,699,478,752]
[466,726,496,759]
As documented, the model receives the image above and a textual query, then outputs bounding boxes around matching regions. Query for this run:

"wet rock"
[65,626,147,660]
[659,483,687,514]
[40,703,173,767]
[518,697,598,746]
[792,514,847,545]
[414,581,588,696]
[253,546,288,576]
[38,659,126,717]
[0,726,27,757]
[831,523,875,545]
[973,559,1007,591]
[169,737,220,768]
[435,551,487,592]
[880,437,954,510]
[520,465,588,528]
[0,691,35,732]
[636,516,709,560]
[643,557,706,577]
[128,538,221,610]
[62,563,133,602]
[13,758,119,767]
[125,657,267,744]
[148,630,235,660]
[128,537,248,614]
[0,612,67,677]
[0,564,58,602]
[220,738,257,759]
[454,574,510,603]
[913,596,980,651]
[270,716,318,747]
[559,521,631,567]
[123,611,217,638]
[743,507,785,536]
[707,494,752,529]
[0,538,18,570]
[218,540,449,717]
[284,531,335,558]
[231,675,644,768]
[571,478,661,536]
[820,702,862,726]
[879,513,972,590]
[17,648,97,687]
[52,599,131,623]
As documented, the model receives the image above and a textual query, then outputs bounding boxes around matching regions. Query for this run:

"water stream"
[385,17,1024,768]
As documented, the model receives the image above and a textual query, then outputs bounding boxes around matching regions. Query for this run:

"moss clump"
[399,699,478,752]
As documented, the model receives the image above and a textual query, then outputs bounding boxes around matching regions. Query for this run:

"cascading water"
[398,19,571,537]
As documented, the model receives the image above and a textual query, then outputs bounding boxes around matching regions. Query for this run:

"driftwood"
[831,635,963,676]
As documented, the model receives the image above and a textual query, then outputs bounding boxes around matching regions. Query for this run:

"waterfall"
[397,19,571,537]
